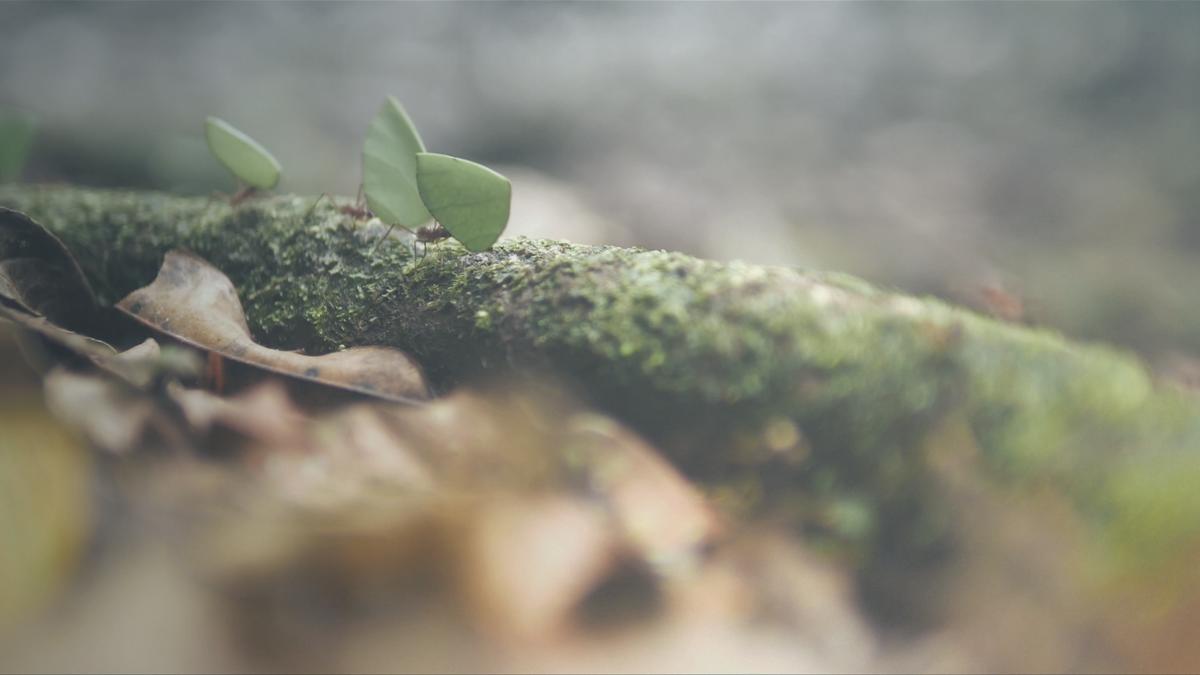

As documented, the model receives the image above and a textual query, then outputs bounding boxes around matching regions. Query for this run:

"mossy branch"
[3,185,1198,578]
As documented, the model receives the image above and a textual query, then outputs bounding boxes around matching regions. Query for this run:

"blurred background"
[3,2,1199,363]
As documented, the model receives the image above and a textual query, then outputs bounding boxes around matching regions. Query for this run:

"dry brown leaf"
[42,368,167,454]
[168,380,309,446]
[41,341,289,456]
[18,360,880,672]
[0,207,99,330]
[194,385,727,654]
[562,413,722,576]
[455,494,623,643]
[0,208,127,372]
[263,385,723,571]
[2,309,119,371]
[117,250,429,403]
[98,338,203,389]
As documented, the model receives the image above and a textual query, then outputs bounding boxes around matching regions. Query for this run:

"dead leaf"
[0,207,99,330]
[455,494,625,643]
[100,338,203,389]
[562,413,722,576]
[0,208,129,372]
[1,309,119,370]
[42,368,167,454]
[168,380,306,446]
[18,357,883,672]
[117,250,429,403]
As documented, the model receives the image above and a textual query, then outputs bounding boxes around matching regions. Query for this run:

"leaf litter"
[0,206,882,672]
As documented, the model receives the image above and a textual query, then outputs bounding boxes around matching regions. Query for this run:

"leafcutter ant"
[413,222,452,258]
[306,185,373,221]
[369,220,450,258]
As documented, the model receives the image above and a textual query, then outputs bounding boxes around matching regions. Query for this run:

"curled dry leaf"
[0,207,123,370]
[0,207,99,329]
[3,310,118,374]
[117,250,429,403]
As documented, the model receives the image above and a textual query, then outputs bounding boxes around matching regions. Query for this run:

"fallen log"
[3,185,1198,595]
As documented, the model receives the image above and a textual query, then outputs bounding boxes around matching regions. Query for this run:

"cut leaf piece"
[416,153,511,252]
[117,250,430,403]
[362,97,431,228]
[0,108,36,182]
[204,117,281,190]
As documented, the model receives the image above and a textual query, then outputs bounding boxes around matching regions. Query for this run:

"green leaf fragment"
[362,97,431,228]
[416,152,511,252]
[0,110,37,183]
[204,116,281,190]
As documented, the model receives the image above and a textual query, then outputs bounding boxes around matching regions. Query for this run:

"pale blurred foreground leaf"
[0,341,90,632]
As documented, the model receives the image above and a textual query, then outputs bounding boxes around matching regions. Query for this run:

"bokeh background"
[3,1,1199,361]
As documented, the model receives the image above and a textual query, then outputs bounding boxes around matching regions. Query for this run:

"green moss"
[3,185,1199,583]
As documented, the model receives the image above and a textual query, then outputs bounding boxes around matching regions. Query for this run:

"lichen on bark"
[3,185,1199,589]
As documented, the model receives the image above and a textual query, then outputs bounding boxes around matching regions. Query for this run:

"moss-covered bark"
[3,185,1199,587]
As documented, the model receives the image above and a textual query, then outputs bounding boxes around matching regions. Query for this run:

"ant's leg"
[369,224,397,256]
[229,185,257,207]
[305,193,328,218]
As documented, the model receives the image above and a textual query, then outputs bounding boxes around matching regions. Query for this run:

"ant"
[413,222,452,258]
[975,282,1025,324]
[229,185,260,207]
[305,185,373,221]
[302,187,453,260]
[207,183,263,208]
[369,220,451,258]
[415,222,451,245]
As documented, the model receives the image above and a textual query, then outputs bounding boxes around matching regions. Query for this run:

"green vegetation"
[204,116,281,190]
[362,96,431,229]
[360,97,510,251]
[415,152,511,252]
[0,109,37,183]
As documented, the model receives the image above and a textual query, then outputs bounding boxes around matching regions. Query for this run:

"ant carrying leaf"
[362,97,430,231]
[415,152,510,253]
[204,116,281,205]
[306,185,374,221]
[361,97,512,256]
